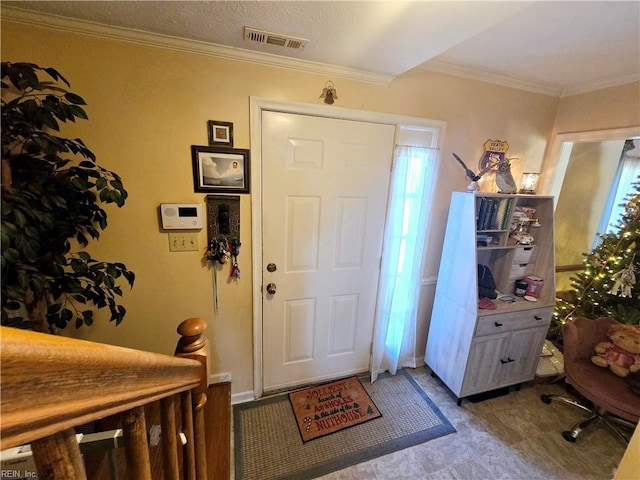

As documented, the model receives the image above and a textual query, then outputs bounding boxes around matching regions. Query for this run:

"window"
[595,138,640,245]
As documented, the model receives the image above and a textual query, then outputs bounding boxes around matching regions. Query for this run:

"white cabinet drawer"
[509,264,528,279]
[513,246,537,264]
[475,307,552,336]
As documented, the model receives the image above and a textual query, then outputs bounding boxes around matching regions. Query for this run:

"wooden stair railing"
[1,317,210,480]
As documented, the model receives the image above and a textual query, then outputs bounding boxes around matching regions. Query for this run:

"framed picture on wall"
[191,145,250,194]
[207,120,234,147]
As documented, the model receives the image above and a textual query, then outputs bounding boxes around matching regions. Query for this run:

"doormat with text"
[234,370,456,480]
[288,376,382,442]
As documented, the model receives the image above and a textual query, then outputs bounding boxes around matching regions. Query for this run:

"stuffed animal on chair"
[591,323,640,377]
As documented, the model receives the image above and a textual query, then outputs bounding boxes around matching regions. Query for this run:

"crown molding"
[560,73,640,97]
[421,59,640,98]
[420,60,563,97]
[1,7,394,86]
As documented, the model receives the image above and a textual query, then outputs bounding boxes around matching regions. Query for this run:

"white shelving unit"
[425,192,555,404]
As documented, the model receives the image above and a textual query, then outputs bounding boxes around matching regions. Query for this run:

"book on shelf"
[489,199,497,230]
[476,198,488,230]
[476,197,510,231]
[499,198,513,230]
[476,198,493,230]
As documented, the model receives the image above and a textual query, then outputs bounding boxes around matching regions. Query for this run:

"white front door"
[261,111,395,392]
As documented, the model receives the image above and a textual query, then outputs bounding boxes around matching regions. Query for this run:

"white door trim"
[541,126,640,202]
[250,97,446,398]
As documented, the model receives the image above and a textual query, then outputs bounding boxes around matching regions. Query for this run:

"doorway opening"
[544,126,640,291]
[250,97,445,398]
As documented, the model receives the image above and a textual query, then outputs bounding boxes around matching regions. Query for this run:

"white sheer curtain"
[594,140,640,248]
[370,145,436,382]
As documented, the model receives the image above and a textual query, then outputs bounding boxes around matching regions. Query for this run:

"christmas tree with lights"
[553,178,640,333]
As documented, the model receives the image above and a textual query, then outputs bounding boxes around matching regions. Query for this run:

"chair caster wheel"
[541,395,551,404]
[562,431,577,442]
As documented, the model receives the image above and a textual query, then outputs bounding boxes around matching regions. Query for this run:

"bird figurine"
[495,158,518,194]
[452,152,484,191]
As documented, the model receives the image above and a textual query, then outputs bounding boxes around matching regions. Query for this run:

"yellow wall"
[553,82,640,135]
[614,422,640,479]
[545,85,640,292]
[2,20,637,396]
[553,140,626,291]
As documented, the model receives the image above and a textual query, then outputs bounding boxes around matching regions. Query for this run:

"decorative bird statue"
[452,152,484,191]
[495,158,518,194]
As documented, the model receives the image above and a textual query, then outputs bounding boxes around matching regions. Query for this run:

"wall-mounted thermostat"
[160,203,203,230]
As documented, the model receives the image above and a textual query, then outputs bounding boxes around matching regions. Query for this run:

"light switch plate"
[168,233,199,252]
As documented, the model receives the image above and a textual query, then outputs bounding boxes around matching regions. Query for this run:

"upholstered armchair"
[541,316,640,443]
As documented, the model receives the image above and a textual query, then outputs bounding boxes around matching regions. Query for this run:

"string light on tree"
[552,178,640,332]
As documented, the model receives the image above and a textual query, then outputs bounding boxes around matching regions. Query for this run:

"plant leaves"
[1,62,134,331]
[64,92,86,105]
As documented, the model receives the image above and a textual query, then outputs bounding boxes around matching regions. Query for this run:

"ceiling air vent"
[244,27,308,50]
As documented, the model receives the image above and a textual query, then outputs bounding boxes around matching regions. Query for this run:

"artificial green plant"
[1,62,134,333]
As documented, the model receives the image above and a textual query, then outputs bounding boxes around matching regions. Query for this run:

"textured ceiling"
[2,1,639,96]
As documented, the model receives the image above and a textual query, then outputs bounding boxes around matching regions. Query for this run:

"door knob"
[266,283,277,295]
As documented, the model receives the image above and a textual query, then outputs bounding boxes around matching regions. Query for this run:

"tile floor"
[317,368,629,480]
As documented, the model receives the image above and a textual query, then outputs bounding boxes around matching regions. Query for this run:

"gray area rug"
[234,369,456,480]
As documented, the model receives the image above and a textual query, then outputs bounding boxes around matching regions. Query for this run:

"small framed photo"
[191,145,250,194]
[208,120,234,146]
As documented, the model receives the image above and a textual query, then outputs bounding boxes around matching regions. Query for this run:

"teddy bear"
[591,323,640,377]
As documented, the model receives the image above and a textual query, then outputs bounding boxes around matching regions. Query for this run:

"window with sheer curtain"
[371,144,437,381]
[594,139,640,247]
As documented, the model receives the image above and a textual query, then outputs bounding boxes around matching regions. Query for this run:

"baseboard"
[229,360,427,405]
[232,390,255,405]
[410,357,426,368]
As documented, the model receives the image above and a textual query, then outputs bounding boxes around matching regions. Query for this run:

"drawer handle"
[534,315,542,320]
[494,322,503,327]
[500,357,515,364]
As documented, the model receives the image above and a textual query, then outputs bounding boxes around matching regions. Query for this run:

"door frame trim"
[250,97,446,398]
[540,126,640,202]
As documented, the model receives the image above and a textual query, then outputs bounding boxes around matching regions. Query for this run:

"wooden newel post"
[175,318,209,480]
